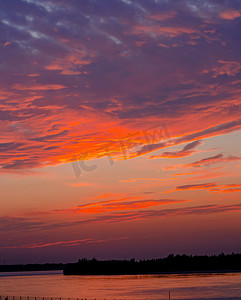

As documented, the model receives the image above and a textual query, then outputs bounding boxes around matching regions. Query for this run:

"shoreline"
[1,269,241,276]
[0,270,241,276]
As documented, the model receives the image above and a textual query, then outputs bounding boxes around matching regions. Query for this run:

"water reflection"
[0,271,241,300]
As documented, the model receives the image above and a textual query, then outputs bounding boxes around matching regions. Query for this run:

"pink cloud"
[219,9,241,20]
[133,24,197,38]
[1,237,129,249]
[210,60,241,78]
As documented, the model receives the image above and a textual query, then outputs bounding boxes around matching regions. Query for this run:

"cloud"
[171,171,203,177]
[1,238,91,249]
[210,60,241,78]
[168,182,241,194]
[55,198,189,214]
[132,24,197,38]
[13,84,66,91]
[13,196,188,218]
[186,154,241,168]
[97,202,241,222]
[134,119,241,159]
[211,183,241,194]
[175,182,216,191]
[165,153,241,171]
[30,130,69,142]
[219,9,241,20]
[0,0,241,172]
[149,140,202,159]
[0,237,129,249]
[2,201,241,236]
[0,216,46,232]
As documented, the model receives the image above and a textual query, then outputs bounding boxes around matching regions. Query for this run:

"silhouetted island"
[1,253,241,274]
[63,253,241,275]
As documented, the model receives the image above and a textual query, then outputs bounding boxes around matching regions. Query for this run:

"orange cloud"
[6,202,241,234]
[3,41,11,47]
[171,171,202,177]
[13,84,66,90]
[213,188,241,193]
[55,198,188,214]
[211,183,241,194]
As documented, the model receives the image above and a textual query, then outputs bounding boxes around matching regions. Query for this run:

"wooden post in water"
[169,291,171,300]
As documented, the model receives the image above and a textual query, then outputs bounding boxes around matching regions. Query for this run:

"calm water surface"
[0,271,241,300]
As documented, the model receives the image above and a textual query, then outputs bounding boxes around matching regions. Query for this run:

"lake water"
[0,271,241,300]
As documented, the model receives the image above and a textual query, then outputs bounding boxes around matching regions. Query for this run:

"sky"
[0,0,241,264]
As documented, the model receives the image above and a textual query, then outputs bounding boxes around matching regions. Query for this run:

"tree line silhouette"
[1,253,241,274]
[63,253,241,275]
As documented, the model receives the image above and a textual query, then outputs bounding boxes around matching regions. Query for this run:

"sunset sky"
[1,0,241,264]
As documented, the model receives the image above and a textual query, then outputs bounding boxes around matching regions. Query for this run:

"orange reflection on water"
[0,271,241,299]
